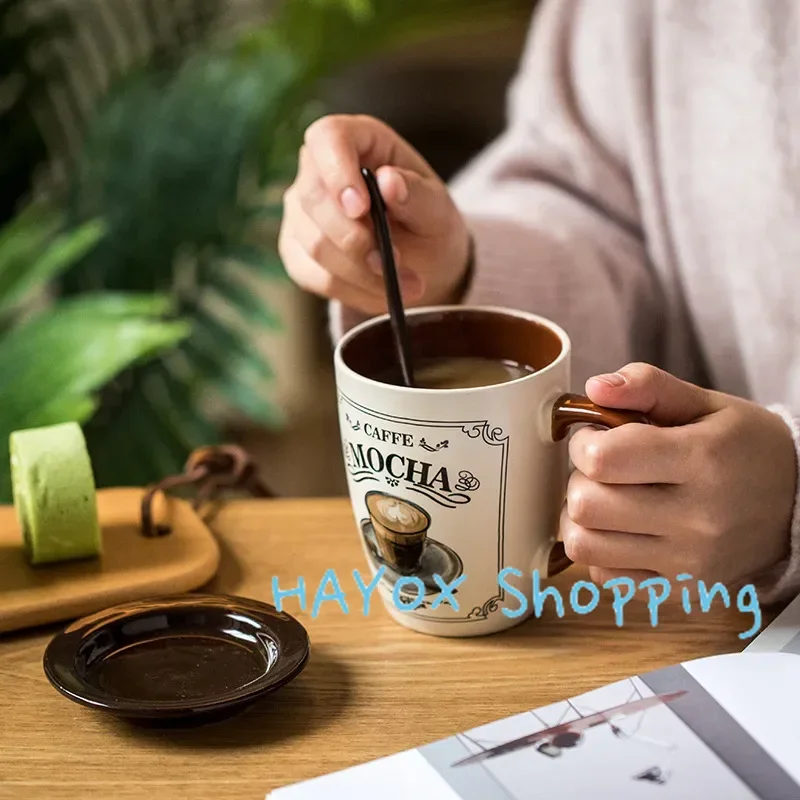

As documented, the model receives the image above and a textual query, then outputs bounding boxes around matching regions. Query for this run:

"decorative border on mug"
[339,391,510,623]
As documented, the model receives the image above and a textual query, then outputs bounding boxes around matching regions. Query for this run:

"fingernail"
[592,372,626,387]
[377,169,408,204]
[341,187,365,218]
[393,174,409,203]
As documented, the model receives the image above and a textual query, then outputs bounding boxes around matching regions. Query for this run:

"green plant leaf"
[0,204,58,265]
[242,203,284,223]
[208,269,282,329]
[111,382,186,483]
[80,357,223,490]
[0,0,74,223]
[222,244,286,278]
[0,294,189,430]
[179,334,280,428]
[23,395,99,429]
[182,313,274,388]
[193,305,274,381]
[157,358,221,445]
[53,42,294,447]
[214,374,284,428]
[0,216,105,318]
[0,293,190,500]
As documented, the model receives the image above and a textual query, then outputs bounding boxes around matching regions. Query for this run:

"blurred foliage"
[255,0,526,81]
[0,206,188,500]
[138,0,226,69]
[62,44,302,487]
[0,0,71,223]
[3,0,526,491]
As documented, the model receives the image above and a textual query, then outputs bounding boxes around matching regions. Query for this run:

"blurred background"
[0,0,533,502]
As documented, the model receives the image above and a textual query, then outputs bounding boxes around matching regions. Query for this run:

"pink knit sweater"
[330,0,800,605]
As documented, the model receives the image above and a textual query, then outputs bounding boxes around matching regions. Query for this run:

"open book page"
[744,593,800,653]
[268,653,800,800]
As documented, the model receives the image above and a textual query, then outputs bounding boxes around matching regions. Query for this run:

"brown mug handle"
[547,393,650,577]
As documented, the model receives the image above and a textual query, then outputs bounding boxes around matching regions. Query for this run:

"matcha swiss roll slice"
[10,422,102,565]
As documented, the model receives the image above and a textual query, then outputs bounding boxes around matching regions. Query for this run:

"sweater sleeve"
[758,406,800,605]
[330,0,665,390]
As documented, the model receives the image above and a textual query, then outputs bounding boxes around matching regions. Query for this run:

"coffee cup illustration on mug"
[365,491,431,575]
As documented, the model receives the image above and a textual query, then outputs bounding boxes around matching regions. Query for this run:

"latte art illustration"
[370,496,428,533]
[365,491,432,575]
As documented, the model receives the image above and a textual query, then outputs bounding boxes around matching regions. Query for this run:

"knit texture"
[760,407,800,605]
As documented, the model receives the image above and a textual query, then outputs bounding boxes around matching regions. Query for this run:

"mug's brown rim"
[334,305,571,395]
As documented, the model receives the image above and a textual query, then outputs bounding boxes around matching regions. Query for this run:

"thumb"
[376,165,450,235]
[585,363,724,426]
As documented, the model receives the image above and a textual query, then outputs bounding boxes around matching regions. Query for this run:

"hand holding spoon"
[361,167,416,388]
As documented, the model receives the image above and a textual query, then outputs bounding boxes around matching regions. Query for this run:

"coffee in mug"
[365,491,430,574]
[373,356,535,390]
[335,306,648,637]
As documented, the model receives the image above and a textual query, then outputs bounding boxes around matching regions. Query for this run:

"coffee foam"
[375,498,422,528]
[373,356,535,390]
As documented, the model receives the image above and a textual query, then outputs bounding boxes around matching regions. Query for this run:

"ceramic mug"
[334,306,647,637]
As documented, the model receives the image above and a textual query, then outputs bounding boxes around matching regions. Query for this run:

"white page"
[683,653,800,787]
[267,751,462,800]
[744,593,800,654]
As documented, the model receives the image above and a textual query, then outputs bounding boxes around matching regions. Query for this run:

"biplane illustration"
[451,684,686,786]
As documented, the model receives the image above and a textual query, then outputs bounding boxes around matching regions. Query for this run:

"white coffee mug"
[334,306,646,637]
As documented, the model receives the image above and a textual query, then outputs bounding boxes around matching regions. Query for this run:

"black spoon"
[361,166,416,388]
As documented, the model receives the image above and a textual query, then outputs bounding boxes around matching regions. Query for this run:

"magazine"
[267,651,800,799]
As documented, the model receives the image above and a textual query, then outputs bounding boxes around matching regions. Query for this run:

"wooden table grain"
[0,499,771,800]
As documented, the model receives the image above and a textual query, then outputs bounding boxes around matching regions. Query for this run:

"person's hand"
[561,363,797,590]
[278,114,471,314]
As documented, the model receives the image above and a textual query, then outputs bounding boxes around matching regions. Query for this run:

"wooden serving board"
[0,487,220,634]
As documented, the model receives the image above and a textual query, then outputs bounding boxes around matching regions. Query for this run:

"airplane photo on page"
[449,683,686,782]
[419,675,744,799]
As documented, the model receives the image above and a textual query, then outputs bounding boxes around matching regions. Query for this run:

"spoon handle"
[361,167,416,388]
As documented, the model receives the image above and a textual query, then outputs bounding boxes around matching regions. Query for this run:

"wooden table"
[0,499,771,799]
